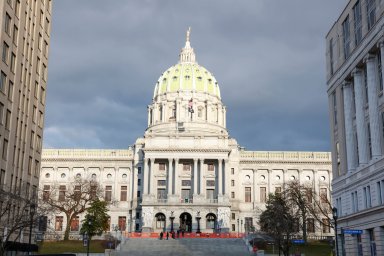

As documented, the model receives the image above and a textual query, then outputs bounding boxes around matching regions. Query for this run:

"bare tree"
[0,183,40,255]
[285,180,333,242]
[38,178,104,241]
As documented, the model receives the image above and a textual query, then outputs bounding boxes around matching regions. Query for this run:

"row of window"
[330,0,376,75]
[349,180,384,214]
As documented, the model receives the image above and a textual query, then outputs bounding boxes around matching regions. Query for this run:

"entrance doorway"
[179,212,192,232]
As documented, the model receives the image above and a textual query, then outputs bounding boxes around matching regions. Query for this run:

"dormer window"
[197,76,202,81]
[173,76,177,81]
[185,75,190,80]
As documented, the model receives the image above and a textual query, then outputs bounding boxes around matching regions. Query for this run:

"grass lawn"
[38,240,115,254]
[264,241,333,256]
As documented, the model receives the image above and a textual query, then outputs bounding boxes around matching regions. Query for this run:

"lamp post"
[28,203,36,255]
[87,217,92,256]
[114,225,119,249]
[332,207,339,256]
[241,219,243,234]
[170,211,175,232]
[237,219,239,237]
[196,211,201,233]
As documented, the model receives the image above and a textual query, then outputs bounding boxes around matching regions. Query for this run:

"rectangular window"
[181,189,191,199]
[0,103,3,124]
[366,0,376,31]
[182,180,191,186]
[183,163,191,172]
[244,217,253,233]
[70,216,79,231]
[0,72,5,92]
[38,216,48,232]
[157,188,166,199]
[157,180,166,186]
[206,189,214,200]
[353,1,362,45]
[159,163,165,171]
[260,187,266,203]
[232,224,236,232]
[40,86,46,104]
[137,190,141,198]
[307,218,315,233]
[118,216,126,231]
[105,186,112,201]
[231,168,234,175]
[10,53,15,73]
[231,191,235,199]
[322,218,331,233]
[138,178,141,186]
[368,123,372,159]
[363,186,372,208]
[5,110,11,130]
[4,13,11,35]
[12,25,18,45]
[342,16,350,59]
[8,80,13,101]
[333,92,337,126]
[275,186,281,195]
[28,156,32,174]
[138,167,142,174]
[2,139,8,160]
[245,187,251,202]
[34,160,39,177]
[206,180,215,187]
[2,42,9,64]
[120,186,127,201]
[320,188,328,203]
[369,229,377,256]
[208,163,214,171]
[43,185,50,201]
[58,185,66,201]
[55,216,63,231]
[231,213,236,220]
[231,180,235,186]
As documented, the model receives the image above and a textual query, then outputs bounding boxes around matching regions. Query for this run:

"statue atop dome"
[179,27,196,63]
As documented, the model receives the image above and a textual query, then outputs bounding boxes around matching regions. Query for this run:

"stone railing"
[42,149,133,159]
[240,151,331,162]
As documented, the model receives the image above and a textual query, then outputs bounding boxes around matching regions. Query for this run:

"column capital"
[342,80,352,88]
[352,68,363,76]
[363,53,376,63]
[377,39,384,48]
[168,158,173,163]
[193,158,198,163]
[150,158,155,164]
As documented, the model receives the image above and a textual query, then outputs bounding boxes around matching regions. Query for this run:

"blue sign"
[292,239,305,244]
[343,229,363,234]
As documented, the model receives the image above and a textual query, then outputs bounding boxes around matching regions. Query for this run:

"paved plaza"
[116,238,252,256]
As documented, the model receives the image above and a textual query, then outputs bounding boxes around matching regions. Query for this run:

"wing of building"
[40,29,332,238]
[326,0,384,255]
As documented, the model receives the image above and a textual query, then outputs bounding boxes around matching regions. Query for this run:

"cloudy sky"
[44,0,346,151]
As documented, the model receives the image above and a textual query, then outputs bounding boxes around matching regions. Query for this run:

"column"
[168,158,173,195]
[200,159,204,195]
[267,170,272,194]
[143,159,149,195]
[365,54,382,158]
[224,160,229,195]
[218,159,223,195]
[218,104,223,126]
[193,159,198,195]
[380,42,384,89]
[174,158,179,196]
[176,100,181,122]
[253,169,258,205]
[353,68,369,165]
[343,82,357,172]
[206,102,211,122]
[150,158,155,195]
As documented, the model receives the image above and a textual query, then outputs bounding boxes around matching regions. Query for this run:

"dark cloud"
[44,0,346,151]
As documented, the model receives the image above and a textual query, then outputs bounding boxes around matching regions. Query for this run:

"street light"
[332,207,339,256]
[170,211,175,232]
[237,219,239,237]
[87,217,93,256]
[196,211,201,234]
[28,203,36,255]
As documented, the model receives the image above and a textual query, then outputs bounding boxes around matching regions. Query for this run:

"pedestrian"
[159,232,163,240]
[166,232,169,240]
[177,229,180,238]
[182,230,185,237]
[172,231,175,239]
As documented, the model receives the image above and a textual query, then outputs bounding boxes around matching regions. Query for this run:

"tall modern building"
[326,0,384,255]
[0,0,52,248]
[40,30,332,238]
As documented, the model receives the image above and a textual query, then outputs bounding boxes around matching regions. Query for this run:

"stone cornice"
[143,148,231,153]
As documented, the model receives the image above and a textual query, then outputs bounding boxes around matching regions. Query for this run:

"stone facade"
[40,29,332,238]
[326,0,384,255]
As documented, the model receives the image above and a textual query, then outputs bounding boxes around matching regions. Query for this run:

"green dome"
[154,63,221,98]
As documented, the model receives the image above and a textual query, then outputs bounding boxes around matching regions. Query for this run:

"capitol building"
[40,30,332,237]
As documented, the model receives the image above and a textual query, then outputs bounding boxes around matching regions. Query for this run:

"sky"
[43,0,347,152]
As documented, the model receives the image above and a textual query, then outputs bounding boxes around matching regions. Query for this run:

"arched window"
[155,213,166,229]
[206,213,216,229]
